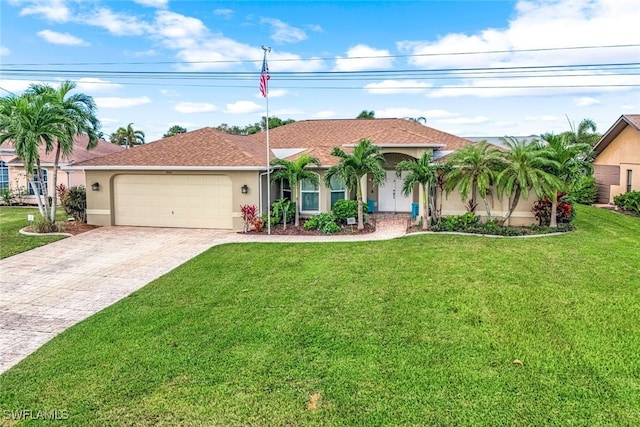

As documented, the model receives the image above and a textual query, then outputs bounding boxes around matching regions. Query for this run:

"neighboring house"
[593,114,640,204]
[0,136,125,203]
[76,118,539,230]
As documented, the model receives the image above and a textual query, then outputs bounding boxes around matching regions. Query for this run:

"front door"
[378,171,412,212]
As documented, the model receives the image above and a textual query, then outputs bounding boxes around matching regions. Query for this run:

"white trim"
[86,209,110,215]
[71,165,266,171]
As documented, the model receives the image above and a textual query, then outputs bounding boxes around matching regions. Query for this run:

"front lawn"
[1,205,639,425]
[0,206,67,259]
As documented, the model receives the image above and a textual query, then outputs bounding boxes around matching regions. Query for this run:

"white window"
[28,169,47,195]
[329,175,346,208]
[300,177,319,211]
[0,161,8,190]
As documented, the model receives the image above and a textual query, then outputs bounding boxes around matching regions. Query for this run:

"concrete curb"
[19,227,72,237]
[406,230,568,239]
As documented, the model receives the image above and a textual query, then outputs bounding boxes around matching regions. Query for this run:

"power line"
[2,43,638,67]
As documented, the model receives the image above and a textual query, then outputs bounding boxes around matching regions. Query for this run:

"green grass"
[1,205,639,426]
[0,206,68,259]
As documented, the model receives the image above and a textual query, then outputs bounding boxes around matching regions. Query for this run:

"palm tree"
[395,152,439,230]
[26,81,100,223]
[270,153,321,227]
[324,138,386,230]
[562,117,601,147]
[496,137,562,225]
[113,123,144,149]
[405,116,427,125]
[0,93,67,221]
[356,110,375,119]
[444,142,504,219]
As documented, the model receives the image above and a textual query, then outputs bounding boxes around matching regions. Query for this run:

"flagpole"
[262,46,271,234]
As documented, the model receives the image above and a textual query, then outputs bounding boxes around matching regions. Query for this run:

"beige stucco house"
[0,136,124,203]
[593,114,640,204]
[76,118,538,230]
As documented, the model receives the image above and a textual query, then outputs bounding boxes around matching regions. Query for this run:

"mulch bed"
[244,221,376,236]
[24,220,99,236]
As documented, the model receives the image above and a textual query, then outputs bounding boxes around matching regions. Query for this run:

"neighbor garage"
[113,174,233,229]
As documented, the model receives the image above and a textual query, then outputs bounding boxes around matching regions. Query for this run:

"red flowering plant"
[240,204,257,233]
[532,192,574,226]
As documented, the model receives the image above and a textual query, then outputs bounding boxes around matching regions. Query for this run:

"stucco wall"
[594,126,640,203]
[6,165,84,203]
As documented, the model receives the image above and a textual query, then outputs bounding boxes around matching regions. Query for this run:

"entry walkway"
[0,217,407,374]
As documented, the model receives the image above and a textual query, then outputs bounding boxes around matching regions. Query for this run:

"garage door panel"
[114,174,233,229]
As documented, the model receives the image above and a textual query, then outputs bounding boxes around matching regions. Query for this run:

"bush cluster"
[613,191,640,214]
[531,192,574,226]
[331,199,364,224]
[569,176,597,205]
[303,213,340,234]
[431,213,574,236]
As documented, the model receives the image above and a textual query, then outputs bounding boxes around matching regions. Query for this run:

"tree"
[163,125,187,138]
[356,110,375,119]
[496,137,562,225]
[216,116,295,135]
[111,123,144,148]
[405,116,427,124]
[0,81,99,227]
[324,138,386,230]
[561,116,601,148]
[270,153,321,227]
[538,133,592,227]
[444,142,505,218]
[395,152,439,230]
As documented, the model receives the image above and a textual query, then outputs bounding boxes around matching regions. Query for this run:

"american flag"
[260,53,270,97]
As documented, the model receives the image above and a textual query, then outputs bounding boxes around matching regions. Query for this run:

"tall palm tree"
[0,93,68,220]
[26,81,100,222]
[324,138,386,230]
[562,117,601,148]
[496,137,562,225]
[113,123,144,149]
[270,153,321,227]
[444,142,505,218]
[395,152,438,230]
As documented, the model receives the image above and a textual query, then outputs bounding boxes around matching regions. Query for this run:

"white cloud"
[224,100,262,114]
[437,116,489,125]
[95,96,151,108]
[306,24,323,33]
[174,101,217,113]
[376,108,457,119]
[124,49,158,57]
[574,96,600,107]
[0,46,10,56]
[99,117,119,124]
[18,0,71,22]
[87,8,150,36]
[151,10,208,48]
[313,111,336,118]
[0,79,35,93]
[213,8,233,19]
[159,88,180,96]
[334,44,393,71]
[621,103,637,111]
[255,88,288,98]
[524,115,559,122]
[133,0,168,8]
[364,80,432,94]
[76,77,124,93]
[261,18,307,43]
[37,29,89,46]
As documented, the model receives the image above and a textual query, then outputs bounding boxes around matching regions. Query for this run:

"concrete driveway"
[0,226,238,374]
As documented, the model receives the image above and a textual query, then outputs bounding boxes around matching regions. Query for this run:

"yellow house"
[593,114,640,203]
[75,119,539,231]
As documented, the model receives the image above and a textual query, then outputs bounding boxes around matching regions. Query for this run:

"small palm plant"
[395,152,439,230]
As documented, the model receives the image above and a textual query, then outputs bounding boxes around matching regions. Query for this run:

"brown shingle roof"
[250,118,472,151]
[5,135,124,166]
[76,127,268,168]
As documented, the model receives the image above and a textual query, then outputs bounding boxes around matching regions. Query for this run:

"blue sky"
[1,0,639,142]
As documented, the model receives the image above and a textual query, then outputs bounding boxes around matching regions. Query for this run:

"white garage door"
[114,174,233,229]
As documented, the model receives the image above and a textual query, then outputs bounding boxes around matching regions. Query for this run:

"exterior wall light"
[241,184,249,194]
[91,182,100,191]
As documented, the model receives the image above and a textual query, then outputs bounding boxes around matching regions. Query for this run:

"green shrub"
[321,221,341,234]
[270,198,296,225]
[433,212,480,231]
[532,192,574,226]
[61,185,87,223]
[569,176,597,205]
[1,188,14,205]
[303,212,334,230]
[32,216,61,233]
[331,199,364,224]
[613,191,640,214]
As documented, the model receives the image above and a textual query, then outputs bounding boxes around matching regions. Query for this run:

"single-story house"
[593,114,640,204]
[75,118,539,230]
[0,136,124,203]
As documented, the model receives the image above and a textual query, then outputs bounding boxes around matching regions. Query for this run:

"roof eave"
[71,165,266,171]
[341,143,446,148]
